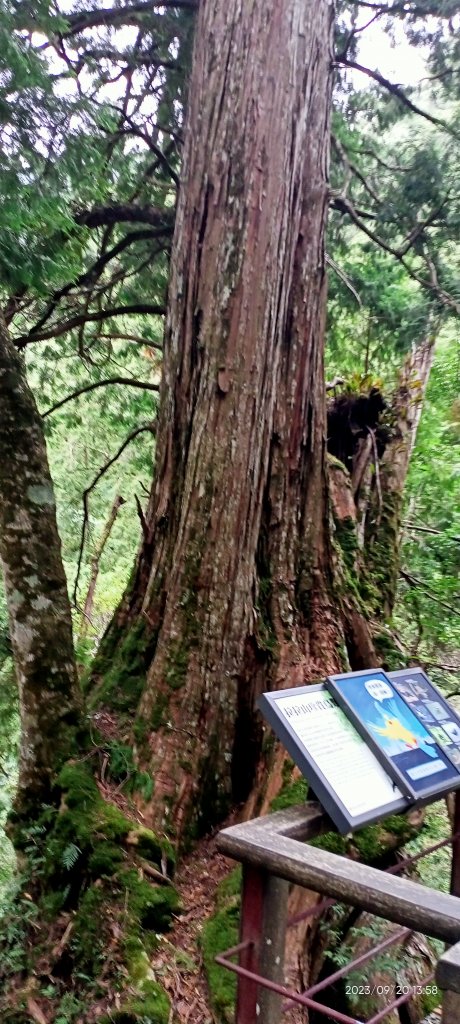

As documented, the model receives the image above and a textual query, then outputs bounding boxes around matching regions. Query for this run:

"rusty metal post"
[235,864,265,1024]
[450,790,460,898]
[235,866,288,1024]
[441,990,460,1024]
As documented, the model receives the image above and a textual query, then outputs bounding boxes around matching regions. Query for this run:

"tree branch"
[73,422,156,605]
[333,194,460,316]
[403,522,460,542]
[400,569,460,617]
[43,377,160,418]
[97,332,162,351]
[25,229,165,339]
[34,1,198,38]
[335,57,459,137]
[75,204,175,230]
[15,304,166,348]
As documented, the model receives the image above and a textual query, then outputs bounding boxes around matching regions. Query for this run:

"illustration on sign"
[389,668,460,771]
[327,670,459,800]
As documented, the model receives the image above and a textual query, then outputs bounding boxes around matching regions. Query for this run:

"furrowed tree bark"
[94,0,348,842]
[327,324,438,674]
[0,311,84,813]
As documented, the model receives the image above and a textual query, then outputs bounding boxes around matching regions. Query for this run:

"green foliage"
[404,799,452,893]
[270,777,309,811]
[88,620,151,711]
[101,740,154,802]
[395,329,460,680]
[61,843,81,871]
[117,869,180,931]
[201,870,241,1024]
[99,980,170,1024]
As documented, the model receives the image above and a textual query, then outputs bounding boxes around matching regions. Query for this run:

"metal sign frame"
[258,683,408,834]
[327,668,460,803]
[389,667,460,773]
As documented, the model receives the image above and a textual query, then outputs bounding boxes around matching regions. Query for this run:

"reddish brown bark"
[99,0,347,840]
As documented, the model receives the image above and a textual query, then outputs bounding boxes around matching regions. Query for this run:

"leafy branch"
[15,304,166,348]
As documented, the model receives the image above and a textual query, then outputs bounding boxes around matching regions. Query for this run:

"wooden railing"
[216,801,460,1024]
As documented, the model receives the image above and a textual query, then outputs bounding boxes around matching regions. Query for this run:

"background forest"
[0,0,459,1022]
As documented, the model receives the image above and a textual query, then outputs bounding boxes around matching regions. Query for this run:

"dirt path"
[151,836,234,1023]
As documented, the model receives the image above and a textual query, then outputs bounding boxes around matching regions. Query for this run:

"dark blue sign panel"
[389,667,460,772]
[326,669,460,802]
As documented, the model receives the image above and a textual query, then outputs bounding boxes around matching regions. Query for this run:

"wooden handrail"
[218,804,460,943]
[217,802,460,1023]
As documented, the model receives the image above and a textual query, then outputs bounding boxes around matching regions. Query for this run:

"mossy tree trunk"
[0,311,84,814]
[327,326,438,675]
[363,325,437,620]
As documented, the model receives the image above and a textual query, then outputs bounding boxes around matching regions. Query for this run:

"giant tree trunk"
[0,312,83,813]
[94,0,365,842]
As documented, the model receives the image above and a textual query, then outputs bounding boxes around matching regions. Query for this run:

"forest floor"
[151,835,231,1023]
[152,832,444,1024]
[151,832,306,1024]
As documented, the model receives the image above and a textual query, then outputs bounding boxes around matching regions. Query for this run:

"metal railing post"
[258,874,289,1024]
[236,864,265,1024]
[235,865,288,1024]
[436,941,460,1024]
[450,791,460,898]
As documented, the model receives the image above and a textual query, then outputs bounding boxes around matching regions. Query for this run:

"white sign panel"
[276,690,403,818]
[259,684,408,833]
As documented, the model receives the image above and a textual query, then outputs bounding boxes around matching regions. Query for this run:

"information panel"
[258,684,407,834]
[326,669,460,801]
[389,667,460,771]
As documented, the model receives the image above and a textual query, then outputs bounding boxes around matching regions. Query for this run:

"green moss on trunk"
[87,619,154,713]
[1,761,177,1023]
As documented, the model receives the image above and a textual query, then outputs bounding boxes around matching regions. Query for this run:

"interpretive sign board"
[327,669,460,802]
[389,667,460,772]
[258,684,408,834]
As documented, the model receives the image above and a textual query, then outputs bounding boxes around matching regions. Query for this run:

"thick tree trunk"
[364,326,437,619]
[0,312,83,812]
[93,0,362,844]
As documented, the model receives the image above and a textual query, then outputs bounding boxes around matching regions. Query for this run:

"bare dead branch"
[336,57,459,138]
[73,422,156,604]
[43,377,160,418]
[15,303,166,348]
[403,522,460,541]
[75,204,175,230]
